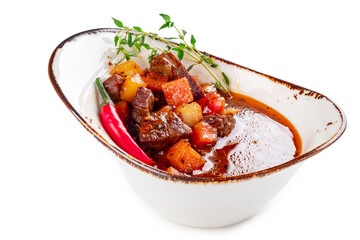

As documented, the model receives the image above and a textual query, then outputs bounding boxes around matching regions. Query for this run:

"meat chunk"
[132,87,154,124]
[150,52,205,100]
[103,73,125,103]
[202,114,235,137]
[139,106,192,150]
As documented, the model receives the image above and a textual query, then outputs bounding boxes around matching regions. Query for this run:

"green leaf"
[143,43,151,50]
[159,13,171,22]
[120,38,128,45]
[182,29,187,36]
[177,49,184,61]
[127,50,139,57]
[172,47,181,52]
[114,35,119,46]
[179,43,186,49]
[201,55,214,64]
[210,63,218,68]
[116,48,122,55]
[187,64,197,72]
[222,72,230,86]
[164,37,178,40]
[134,42,141,51]
[159,22,169,30]
[128,34,133,47]
[133,26,142,32]
[112,17,124,28]
[190,34,196,48]
[139,35,145,45]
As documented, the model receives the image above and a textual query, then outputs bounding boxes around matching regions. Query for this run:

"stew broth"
[151,92,302,177]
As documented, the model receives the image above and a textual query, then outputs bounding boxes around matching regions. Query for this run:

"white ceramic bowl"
[48,29,346,228]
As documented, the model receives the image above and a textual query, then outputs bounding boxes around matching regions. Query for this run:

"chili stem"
[95,77,113,106]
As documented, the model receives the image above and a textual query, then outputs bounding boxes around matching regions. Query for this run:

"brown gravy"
[151,92,302,177]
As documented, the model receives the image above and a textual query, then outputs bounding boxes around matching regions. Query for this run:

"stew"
[100,52,302,177]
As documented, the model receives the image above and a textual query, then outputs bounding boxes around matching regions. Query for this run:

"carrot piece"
[161,77,194,107]
[141,76,167,92]
[191,121,217,146]
[166,139,205,174]
[114,101,131,125]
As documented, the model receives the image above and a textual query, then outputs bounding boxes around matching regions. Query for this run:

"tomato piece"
[196,92,225,115]
[191,121,217,146]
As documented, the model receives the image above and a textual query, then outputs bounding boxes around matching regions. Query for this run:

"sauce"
[151,92,302,177]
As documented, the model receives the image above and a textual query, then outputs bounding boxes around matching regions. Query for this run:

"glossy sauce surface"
[152,92,302,177]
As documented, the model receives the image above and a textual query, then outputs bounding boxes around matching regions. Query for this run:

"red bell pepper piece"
[196,92,225,115]
[95,78,154,165]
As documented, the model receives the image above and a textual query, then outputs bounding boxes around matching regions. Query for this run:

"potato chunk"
[110,60,144,78]
[120,73,147,103]
[174,102,202,127]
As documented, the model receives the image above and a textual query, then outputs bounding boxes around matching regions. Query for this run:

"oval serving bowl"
[48,28,346,228]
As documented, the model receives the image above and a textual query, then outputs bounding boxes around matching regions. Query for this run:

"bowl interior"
[49,28,346,179]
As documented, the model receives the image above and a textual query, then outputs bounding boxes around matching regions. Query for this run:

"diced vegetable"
[141,76,167,92]
[114,101,131,125]
[120,73,147,103]
[166,166,181,175]
[166,139,205,173]
[196,92,225,115]
[161,77,194,107]
[191,121,217,146]
[174,102,202,127]
[110,60,144,78]
[146,70,169,82]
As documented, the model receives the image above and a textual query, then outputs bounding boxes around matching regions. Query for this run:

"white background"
[1,0,359,239]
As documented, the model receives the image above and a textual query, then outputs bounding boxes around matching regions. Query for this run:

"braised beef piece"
[132,87,154,124]
[202,114,235,137]
[152,91,167,111]
[139,106,192,150]
[103,73,125,103]
[150,52,205,100]
[127,119,140,142]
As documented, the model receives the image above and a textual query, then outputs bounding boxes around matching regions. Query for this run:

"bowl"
[48,28,346,228]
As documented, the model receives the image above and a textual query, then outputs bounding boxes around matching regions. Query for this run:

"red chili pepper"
[95,77,154,165]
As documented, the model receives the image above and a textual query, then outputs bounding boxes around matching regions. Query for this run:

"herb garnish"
[111,14,231,95]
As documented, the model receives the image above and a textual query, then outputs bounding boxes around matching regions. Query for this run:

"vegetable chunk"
[114,101,131,125]
[110,60,144,78]
[166,139,205,173]
[161,77,194,107]
[174,102,202,127]
[191,121,217,146]
[120,73,147,103]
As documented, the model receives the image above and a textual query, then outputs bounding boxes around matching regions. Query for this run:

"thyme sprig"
[111,14,230,95]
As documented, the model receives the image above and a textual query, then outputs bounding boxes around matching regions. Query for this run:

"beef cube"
[132,87,154,124]
[139,106,192,150]
[202,114,235,137]
[150,52,205,100]
[103,73,125,103]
